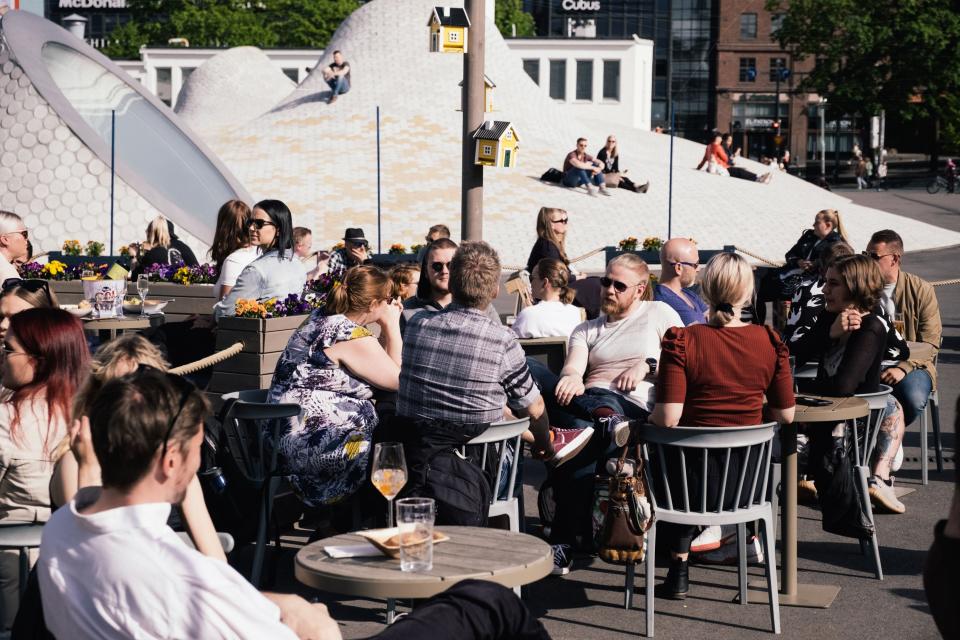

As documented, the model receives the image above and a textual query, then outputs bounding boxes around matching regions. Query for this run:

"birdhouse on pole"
[459,74,495,112]
[427,6,470,53]
[473,120,519,168]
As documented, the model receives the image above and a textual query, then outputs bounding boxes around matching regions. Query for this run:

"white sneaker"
[696,533,764,565]
[690,524,735,553]
[869,476,905,514]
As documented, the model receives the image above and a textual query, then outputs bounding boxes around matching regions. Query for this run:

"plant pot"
[370,253,419,267]
[50,281,217,321]
[210,314,310,393]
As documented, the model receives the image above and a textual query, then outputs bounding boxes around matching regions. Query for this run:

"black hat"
[343,228,367,242]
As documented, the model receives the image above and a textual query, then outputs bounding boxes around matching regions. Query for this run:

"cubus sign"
[562,0,601,10]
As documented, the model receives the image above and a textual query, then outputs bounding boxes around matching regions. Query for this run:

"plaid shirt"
[398,304,539,425]
[326,249,351,279]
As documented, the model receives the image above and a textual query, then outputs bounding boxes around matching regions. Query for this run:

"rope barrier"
[731,245,785,268]
[931,278,960,287]
[169,342,244,376]
[502,246,607,272]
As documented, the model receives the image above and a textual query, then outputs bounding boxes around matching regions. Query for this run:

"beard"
[601,296,623,316]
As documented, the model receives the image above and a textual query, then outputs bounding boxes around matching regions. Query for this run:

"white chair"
[850,385,891,580]
[631,423,780,637]
[176,531,237,554]
[462,417,529,532]
[0,523,44,597]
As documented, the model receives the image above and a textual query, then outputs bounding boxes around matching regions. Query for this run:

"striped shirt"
[398,304,539,425]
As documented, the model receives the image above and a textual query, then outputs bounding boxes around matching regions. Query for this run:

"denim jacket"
[215,249,307,319]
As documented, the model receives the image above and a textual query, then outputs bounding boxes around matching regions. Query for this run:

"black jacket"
[526,237,577,282]
[784,229,842,270]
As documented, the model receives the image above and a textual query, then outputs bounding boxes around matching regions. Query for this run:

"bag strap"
[614,443,631,477]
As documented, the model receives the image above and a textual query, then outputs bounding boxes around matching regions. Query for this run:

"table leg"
[386,598,396,624]
[748,422,840,608]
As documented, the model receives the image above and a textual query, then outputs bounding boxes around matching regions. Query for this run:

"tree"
[101,0,361,59]
[767,0,960,153]
[495,0,536,38]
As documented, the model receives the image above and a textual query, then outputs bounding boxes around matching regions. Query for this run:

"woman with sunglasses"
[649,252,795,599]
[268,265,402,508]
[210,199,257,301]
[0,308,88,628]
[526,207,578,282]
[215,199,307,319]
[0,278,58,342]
[596,136,649,193]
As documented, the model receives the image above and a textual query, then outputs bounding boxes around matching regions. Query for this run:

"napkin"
[324,543,381,558]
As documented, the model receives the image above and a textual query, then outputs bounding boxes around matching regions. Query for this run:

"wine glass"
[136,275,150,317]
[371,442,407,528]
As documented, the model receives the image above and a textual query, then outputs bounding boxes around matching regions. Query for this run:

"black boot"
[656,556,689,600]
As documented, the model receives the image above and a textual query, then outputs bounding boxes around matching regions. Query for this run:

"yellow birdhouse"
[459,75,496,112]
[473,121,520,168]
[427,6,470,53]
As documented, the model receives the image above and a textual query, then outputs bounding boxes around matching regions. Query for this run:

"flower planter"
[209,314,309,393]
[46,252,131,269]
[603,245,737,266]
[49,281,217,322]
[370,253,419,267]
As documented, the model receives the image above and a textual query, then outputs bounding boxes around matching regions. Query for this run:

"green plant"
[86,240,105,257]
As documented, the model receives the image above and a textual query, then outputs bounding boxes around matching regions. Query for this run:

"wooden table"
[755,395,869,608]
[296,526,552,622]
[83,314,165,341]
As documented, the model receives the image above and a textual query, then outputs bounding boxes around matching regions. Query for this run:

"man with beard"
[654,237,707,326]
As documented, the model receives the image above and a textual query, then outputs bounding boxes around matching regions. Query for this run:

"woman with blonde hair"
[389,263,421,301]
[131,215,175,278]
[48,334,227,561]
[650,252,795,599]
[512,258,581,338]
[267,265,402,506]
[526,207,579,282]
[596,135,649,193]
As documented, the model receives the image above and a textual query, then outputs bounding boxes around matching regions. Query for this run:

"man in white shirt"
[0,211,29,282]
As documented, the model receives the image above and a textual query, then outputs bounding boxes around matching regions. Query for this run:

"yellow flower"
[173,266,191,285]
[42,260,67,278]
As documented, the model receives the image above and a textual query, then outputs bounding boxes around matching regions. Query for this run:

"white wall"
[504,36,653,131]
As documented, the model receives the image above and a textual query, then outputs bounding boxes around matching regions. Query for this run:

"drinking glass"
[371,442,406,528]
[893,312,905,337]
[396,497,434,572]
[136,275,150,317]
[80,269,96,281]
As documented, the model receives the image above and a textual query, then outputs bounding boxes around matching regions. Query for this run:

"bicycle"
[927,175,950,194]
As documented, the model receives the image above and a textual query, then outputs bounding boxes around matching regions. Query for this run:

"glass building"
[523,0,717,140]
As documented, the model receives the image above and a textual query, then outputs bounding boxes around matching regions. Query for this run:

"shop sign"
[58,0,126,8]
[562,0,601,11]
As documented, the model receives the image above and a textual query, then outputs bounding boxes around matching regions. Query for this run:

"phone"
[796,396,832,407]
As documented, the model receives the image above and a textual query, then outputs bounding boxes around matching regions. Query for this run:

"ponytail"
[324,265,390,315]
[558,284,576,305]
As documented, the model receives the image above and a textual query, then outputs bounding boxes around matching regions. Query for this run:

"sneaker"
[328,94,338,104]
[690,524,734,553]
[551,544,573,576]
[549,427,594,466]
[695,533,764,566]
[637,181,650,193]
[599,186,613,196]
[600,414,632,447]
[869,476,905,514]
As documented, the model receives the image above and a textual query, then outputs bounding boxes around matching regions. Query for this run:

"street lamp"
[818,97,827,177]
[773,61,790,161]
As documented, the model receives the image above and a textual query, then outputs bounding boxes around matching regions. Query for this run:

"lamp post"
[773,61,790,162]
[818,97,827,178]
[460,0,485,241]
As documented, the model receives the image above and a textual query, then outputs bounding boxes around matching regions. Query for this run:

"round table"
[773,394,869,608]
[296,526,553,622]
[83,314,165,340]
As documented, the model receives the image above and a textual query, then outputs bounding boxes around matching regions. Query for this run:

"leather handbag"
[597,444,654,565]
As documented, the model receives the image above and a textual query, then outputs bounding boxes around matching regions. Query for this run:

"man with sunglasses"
[326,227,371,279]
[0,211,29,282]
[866,229,941,428]
[654,238,708,326]
[561,137,610,196]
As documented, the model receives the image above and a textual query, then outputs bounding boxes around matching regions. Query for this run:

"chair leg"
[920,408,929,485]
[645,523,656,638]
[761,515,781,634]
[930,392,944,473]
[386,598,396,624]
[771,463,781,543]
[737,523,748,605]
[251,478,279,588]
[625,562,635,610]
[855,465,883,580]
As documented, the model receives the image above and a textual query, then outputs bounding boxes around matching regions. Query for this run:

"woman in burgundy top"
[649,252,796,599]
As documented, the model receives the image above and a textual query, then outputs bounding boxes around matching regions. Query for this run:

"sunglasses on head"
[2,277,51,299]
[430,261,451,274]
[129,364,197,459]
[247,218,276,230]
[600,276,641,293]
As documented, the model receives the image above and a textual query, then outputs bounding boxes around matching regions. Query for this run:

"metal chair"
[462,417,529,532]
[0,523,44,597]
[630,423,780,637]
[918,348,944,485]
[176,531,236,554]
[850,384,891,580]
[220,390,301,588]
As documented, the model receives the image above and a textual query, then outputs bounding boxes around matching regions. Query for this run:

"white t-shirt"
[880,282,896,318]
[214,246,260,297]
[569,301,682,410]
[38,487,298,640]
[512,300,582,338]
[0,252,20,283]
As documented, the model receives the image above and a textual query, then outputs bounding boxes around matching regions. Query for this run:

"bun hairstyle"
[816,240,854,275]
[700,252,753,327]
[534,258,576,305]
[326,265,391,315]
[389,263,420,299]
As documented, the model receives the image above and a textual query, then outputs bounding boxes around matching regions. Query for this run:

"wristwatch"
[645,357,658,375]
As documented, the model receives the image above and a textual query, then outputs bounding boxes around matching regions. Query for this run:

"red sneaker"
[549,427,594,466]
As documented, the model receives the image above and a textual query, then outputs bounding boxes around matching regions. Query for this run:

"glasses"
[2,278,53,304]
[1,344,32,359]
[129,365,197,460]
[1,229,28,240]
[600,276,642,293]
[430,261,451,274]
[247,218,276,230]
[550,218,569,225]
[669,261,699,270]
[347,240,369,249]
[862,250,898,261]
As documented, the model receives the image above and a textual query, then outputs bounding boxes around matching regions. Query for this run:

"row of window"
[522,58,621,102]
[738,57,788,83]
[740,12,784,39]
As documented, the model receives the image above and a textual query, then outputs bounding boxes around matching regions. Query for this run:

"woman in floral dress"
[268,265,402,506]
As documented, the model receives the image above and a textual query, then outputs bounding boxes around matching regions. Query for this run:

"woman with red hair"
[0,308,88,629]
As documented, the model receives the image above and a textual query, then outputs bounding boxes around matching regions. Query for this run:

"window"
[740,13,757,39]
[769,58,787,82]
[156,67,172,106]
[739,58,757,82]
[448,30,459,42]
[522,59,540,85]
[482,144,492,155]
[602,60,620,100]
[282,68,299,82]
[549,59,566,100]
[576,60,593,101]
[505,129,513,140]
[771,14,785,37]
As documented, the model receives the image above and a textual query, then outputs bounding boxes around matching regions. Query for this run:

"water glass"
[396,497,434,572]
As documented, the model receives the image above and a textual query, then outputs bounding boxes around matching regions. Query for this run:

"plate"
[357,527,450,558]
[61,304,92,318]
[122,299,169,314]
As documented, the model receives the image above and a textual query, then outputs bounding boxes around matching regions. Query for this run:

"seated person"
[512,258,581,339]
[210,199,258,301]
[0,211,29,282]
[0,278,58,341]
[562,138,609,195]
[783,240,854,351]
[322,49,350,104]
[526,207,580,283]
[293,226,313,259]
[268,266,402,507]
[649,252,795,599]
[216,200,307,320]
[326,227,371,279]
[596,135,649,193]
[416,224,451,263]
[389,263,421,301]
[653,238,707,326]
